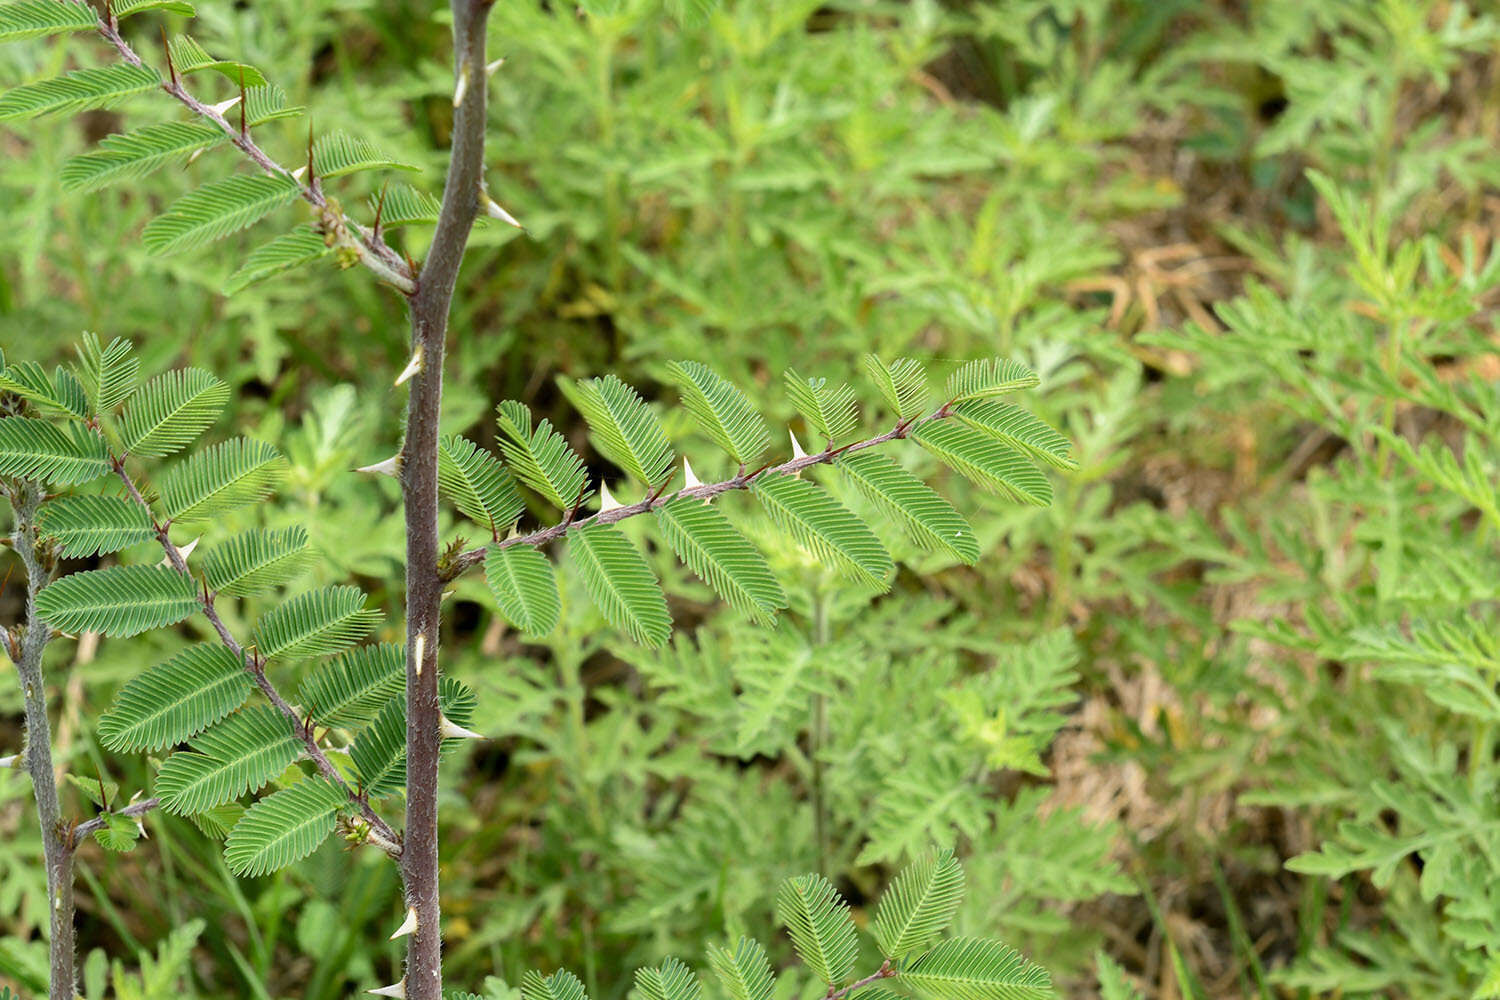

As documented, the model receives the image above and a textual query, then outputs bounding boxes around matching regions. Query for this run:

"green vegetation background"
[4,1,1500,997]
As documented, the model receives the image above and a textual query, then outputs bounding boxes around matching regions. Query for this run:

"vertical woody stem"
[9,483,75,1000]
[400,0,493,995]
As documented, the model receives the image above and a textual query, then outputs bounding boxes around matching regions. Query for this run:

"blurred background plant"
[4,0,1500,997]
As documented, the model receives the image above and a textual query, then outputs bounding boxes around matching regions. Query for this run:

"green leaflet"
[155,706,300,815]
[666,360,769,464]
[944,359,1039,403]
[784,369,858,444]
[775,874,858,985]
[654,496,785,624]
[0,0,97,44]
[93,814,140,853]
[158,437,286,521]
[872,848,965,960]
[37,494,154,557]
[367,183,441,228]
[253,585,381,659]
[121,367,229,458]
[522,969,590,1000]
[0,64,160,121]
[910,420,1051,507]
[635,959,701,1000]
[753,473,893,589]
[98,644,251,752]
[836,451,979,564]
[350,677,477,797]
[298,643,404,728]
[439,434,523,534]
[951,400,1076,471]
[166,35,267,87]
[35,564,199,638]
[73,332,138,412]
[707,939,774,1000]
[0,360,88,416]
[496,399,591,510]
[568,523,672,647]
[311,130,420,178]
[142,174,301,256]
[202,525,313,596]
[902,938,1054,1000]
[570,374,674,487]
[226,226,331,294]
[0,417,109,485]
[60,121,222,193]
[243,84,302,126]
[863,355,927,420]
[112,0,195,16]
[483,544,561,638]
[223,775,347,877]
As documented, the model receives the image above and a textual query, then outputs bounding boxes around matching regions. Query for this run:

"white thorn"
[486,57,506,76]
[441,589,456,602]
[413,633,425,676]
[453,61,470,108]
[0,754,19,770]
[598,480,623,513]
[390,906,418,940]
[208,96,241,117]
[356,454,402,477]
[368,981,407,999]
[395,346,423,386]
[291,165,308,181]
[789,428,808,466]
[481,193,524,230]
[681,457,703,491]
[185,146,208,167]
[160,537,198,567]
[135,816,148,838]
[440,715,484,740]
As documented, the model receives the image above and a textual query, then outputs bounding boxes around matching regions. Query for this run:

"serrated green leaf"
[863,355,927,420]
[654,496,785,624]
[298,643,403,728]
[223,775,346,877]
[635,959,700,1000]
[73,332,138,412]
[872,849,965,960]
[911,420,1051,506]
[775,874,858,985]
[37,494,153,557]
[158,437,286,521]
[350,678,476,797]
[0,0,96,43]
[753,473,892,588]
[253,585,381,659]
[244,84,301,126]
[142,173,301,256]
[0,417,109,484]
[785,369,857,444]
[836,451,978,563]
[484,544,560,638]
[93,814,140,852]
[570,374,674,487]
[439,434,523,534]
[0,360,88,416]
[945,359,1038,403]
[226,225,331,293]
[665,360,769,465]
[707,939,774,1000]
[121,367,229,458]
[113,0,195,16]
[166,35,266,86]
[496,399,591,510]
[312,130,420,179]
[522,969,589,1000]
[98,644,251,752]
[902,938,1054,1000]
[156,706,300,814]
[35,564,199,638]
[202,525,313,596]
[0,64,159,121]
[569,523,671,647]
[368,183,440,228]
[61,121,222,193]
[951,401,1075,471]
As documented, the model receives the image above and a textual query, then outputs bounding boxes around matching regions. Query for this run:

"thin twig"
[828,962,896,1000]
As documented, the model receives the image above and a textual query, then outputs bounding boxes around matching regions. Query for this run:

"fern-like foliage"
[97,644,252,751]
[836,451,978,564]
[483,544,561,638]
[950,401,1075,471]
[36,494,153,556]
[903,939,1053,1000]
[910,421,1052,506]
[222,775,348,877]
[0,360,88,416]
[121,367,229,457]
[654,497,786,624]
[311,129,419,178]
[60,121,222,192]
[166,35,266,86]
[439,434,523,535]
[73,332,139,412]
[785,369,858,444]
[864,354,927,420]
[568,524,672,647]
[252,585,381,659]
[872,848,965,960]
[141,173,301,256]
[368,183,442,228]
[297,643,404,728]
[0,0,96,43]
[155,706,300,814]
[34,563,199,637]
[754,473,893,589]
[0,417,109,484]
[497,400,592,510]
[157,437,286,521]
[202,525,313,596]
[944,359,1039,402]
[635,959,701,1000]
[666,361,768,464]
[522,969,589,1000]
[111,0,194,17]
[243,83,302,126]
[0,64,159,121]
[349,677,476,797]
[706,938,774,1000]
[227,226,331,293]
[570,375,675,487]
[775,874,859,985]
